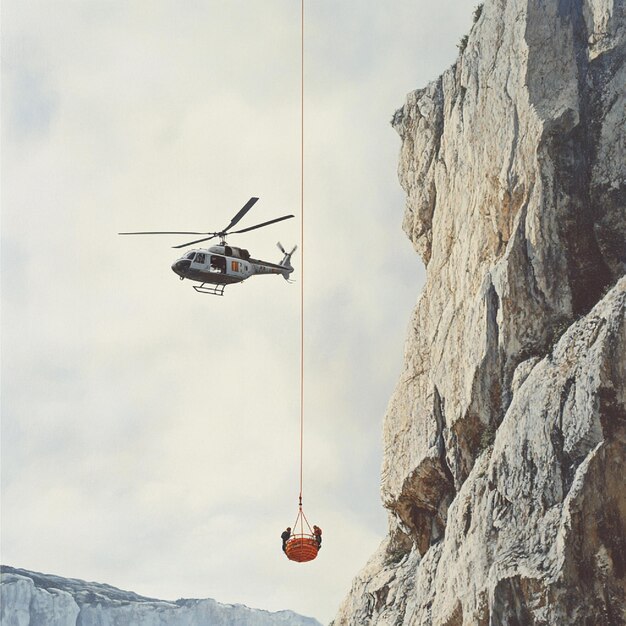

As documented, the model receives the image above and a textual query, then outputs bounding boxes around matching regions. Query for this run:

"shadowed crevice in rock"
[490,576,538,626]
[387,386,458,556]
[392,453,456,556]
[526,0,620,318]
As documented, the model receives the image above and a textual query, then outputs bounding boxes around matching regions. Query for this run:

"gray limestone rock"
[333,0,626,623]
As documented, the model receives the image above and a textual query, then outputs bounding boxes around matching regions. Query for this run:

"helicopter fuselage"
[171,244,292,287]
[119,197,296,295]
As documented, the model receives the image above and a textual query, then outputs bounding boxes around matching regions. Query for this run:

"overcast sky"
[2,2,477,623]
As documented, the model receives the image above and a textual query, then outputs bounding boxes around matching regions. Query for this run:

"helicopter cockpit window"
[185,252,196,260]
[195,253,206,264]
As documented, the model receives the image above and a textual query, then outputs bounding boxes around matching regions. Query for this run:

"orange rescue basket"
[285,501,320,563]
[285,534,319,562]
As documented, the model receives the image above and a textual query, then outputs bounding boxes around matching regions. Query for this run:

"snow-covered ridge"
[1,566,323,626]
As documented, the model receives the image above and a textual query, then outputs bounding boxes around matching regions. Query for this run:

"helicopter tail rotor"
[277,242,298,282]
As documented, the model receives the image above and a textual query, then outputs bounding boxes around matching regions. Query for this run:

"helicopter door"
[210,255,226,273]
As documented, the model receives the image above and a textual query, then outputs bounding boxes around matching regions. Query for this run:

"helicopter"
[119,197,297,296]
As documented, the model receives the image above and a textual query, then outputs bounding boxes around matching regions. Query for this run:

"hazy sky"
[2,1,477,622]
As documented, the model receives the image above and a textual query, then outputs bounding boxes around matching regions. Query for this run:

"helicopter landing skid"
[193,283,226,296]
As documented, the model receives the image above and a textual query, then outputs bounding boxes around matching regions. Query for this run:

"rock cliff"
[0,566,322,626]
[333,0,626,624]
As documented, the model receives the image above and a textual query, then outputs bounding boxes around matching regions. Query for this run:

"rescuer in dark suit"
[313,525,322,549]
[281,527,291,552]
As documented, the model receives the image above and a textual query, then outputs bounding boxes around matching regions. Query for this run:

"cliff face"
[0,567,322,626]
[333,0,626,624]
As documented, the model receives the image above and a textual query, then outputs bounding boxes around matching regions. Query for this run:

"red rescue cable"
[299,0,305,507]
[284,0,319,565]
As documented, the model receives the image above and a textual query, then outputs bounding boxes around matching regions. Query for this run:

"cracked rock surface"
[333,0,625,623]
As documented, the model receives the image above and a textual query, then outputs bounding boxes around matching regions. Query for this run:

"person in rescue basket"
[313,525,322,549]
[281,527,292,552]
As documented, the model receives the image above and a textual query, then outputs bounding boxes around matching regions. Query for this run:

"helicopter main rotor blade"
[223,197,259,233]
[229,214,294,235]
[119,231,207,235]
[171,234,219,249]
